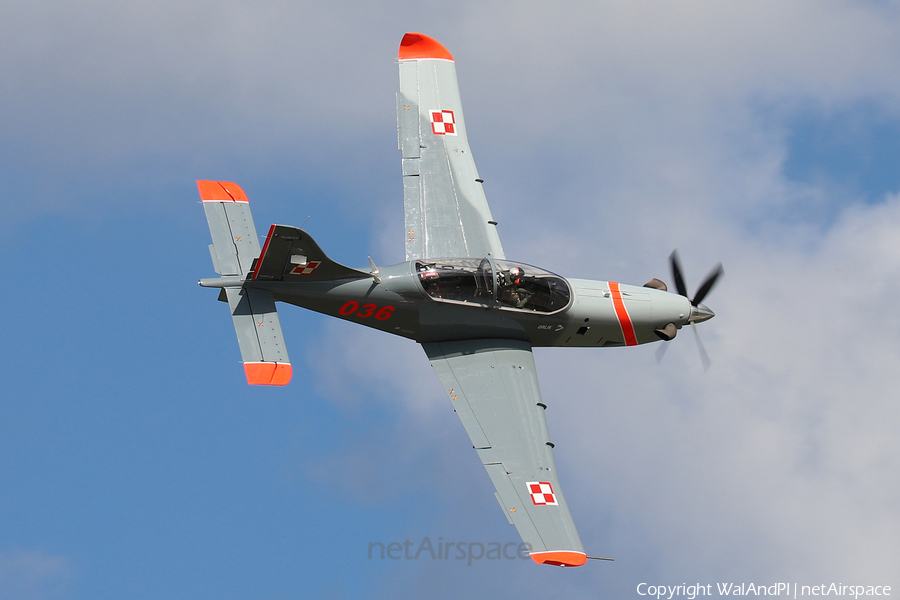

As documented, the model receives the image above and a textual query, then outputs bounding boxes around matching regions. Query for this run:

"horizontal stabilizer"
[223,284,291,386]
[198,180,291,385]
[252,225,370,283]
[198,180,261,276]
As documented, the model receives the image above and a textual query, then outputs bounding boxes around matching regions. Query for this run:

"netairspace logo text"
[636,583,892,599]
[368,537,531,567]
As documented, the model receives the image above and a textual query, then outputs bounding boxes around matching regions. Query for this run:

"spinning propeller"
[652,251,723,370]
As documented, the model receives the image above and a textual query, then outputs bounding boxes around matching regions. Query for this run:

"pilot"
[499,267,532,308]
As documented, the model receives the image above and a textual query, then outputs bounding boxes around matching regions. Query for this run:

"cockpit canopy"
[415,258,571,314]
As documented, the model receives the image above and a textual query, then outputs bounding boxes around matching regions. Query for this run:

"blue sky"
[2,1,900,598]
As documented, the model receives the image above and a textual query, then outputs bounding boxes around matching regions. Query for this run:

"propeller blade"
[670,250,688,298]
[655,341,670,365]
[691,322,711,372]
[692,263,723,306]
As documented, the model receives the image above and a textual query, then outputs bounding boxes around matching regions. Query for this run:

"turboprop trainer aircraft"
[197,33,721,567]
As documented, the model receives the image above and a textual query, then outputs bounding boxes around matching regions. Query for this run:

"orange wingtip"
[398,33,454,61]
[530,551,587,567]
[196,180,249,203]
[244,362,292,386]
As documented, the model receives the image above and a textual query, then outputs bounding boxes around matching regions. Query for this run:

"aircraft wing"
[397,33,505,261]
[422,339,586,567]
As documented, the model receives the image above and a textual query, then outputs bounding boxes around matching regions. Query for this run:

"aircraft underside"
[196,32,719,568]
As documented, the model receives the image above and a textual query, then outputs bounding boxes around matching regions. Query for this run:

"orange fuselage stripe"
[609,282,638,346]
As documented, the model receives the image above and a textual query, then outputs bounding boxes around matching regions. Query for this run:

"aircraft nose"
[689,303,715,324]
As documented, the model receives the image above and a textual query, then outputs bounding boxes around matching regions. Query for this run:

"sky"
[2,1,900,598]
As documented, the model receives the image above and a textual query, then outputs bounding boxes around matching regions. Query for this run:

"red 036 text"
[338,301,395,320]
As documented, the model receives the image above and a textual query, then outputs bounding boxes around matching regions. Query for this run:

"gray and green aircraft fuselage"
[202,252,703,348]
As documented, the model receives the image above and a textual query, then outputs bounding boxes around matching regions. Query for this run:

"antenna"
[368,257,382,284]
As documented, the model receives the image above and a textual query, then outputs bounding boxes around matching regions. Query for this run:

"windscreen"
[416,258,494,306]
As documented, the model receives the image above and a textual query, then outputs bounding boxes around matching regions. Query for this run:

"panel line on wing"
[423,339,584,556]
[397,50,505,261]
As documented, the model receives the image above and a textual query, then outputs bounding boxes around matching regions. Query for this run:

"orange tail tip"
[398,33,454,61]
[244,362,292,386]
[196,180,249,203]
[530,551,587,567]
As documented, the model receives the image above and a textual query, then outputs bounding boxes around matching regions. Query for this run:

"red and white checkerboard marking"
[290,260,321,275]
[527,481,558,506]
[430,110,457,135]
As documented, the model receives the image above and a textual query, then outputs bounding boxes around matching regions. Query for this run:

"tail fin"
[251,224,370,282]
[198,180,292,386]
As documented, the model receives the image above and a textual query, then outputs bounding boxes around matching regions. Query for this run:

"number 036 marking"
[338,301,395,320]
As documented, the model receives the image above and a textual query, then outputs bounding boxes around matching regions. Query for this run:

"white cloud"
[0,550,73,600]
[4,0,900,595]
[297,2,900,593]
[318,196,900,595]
